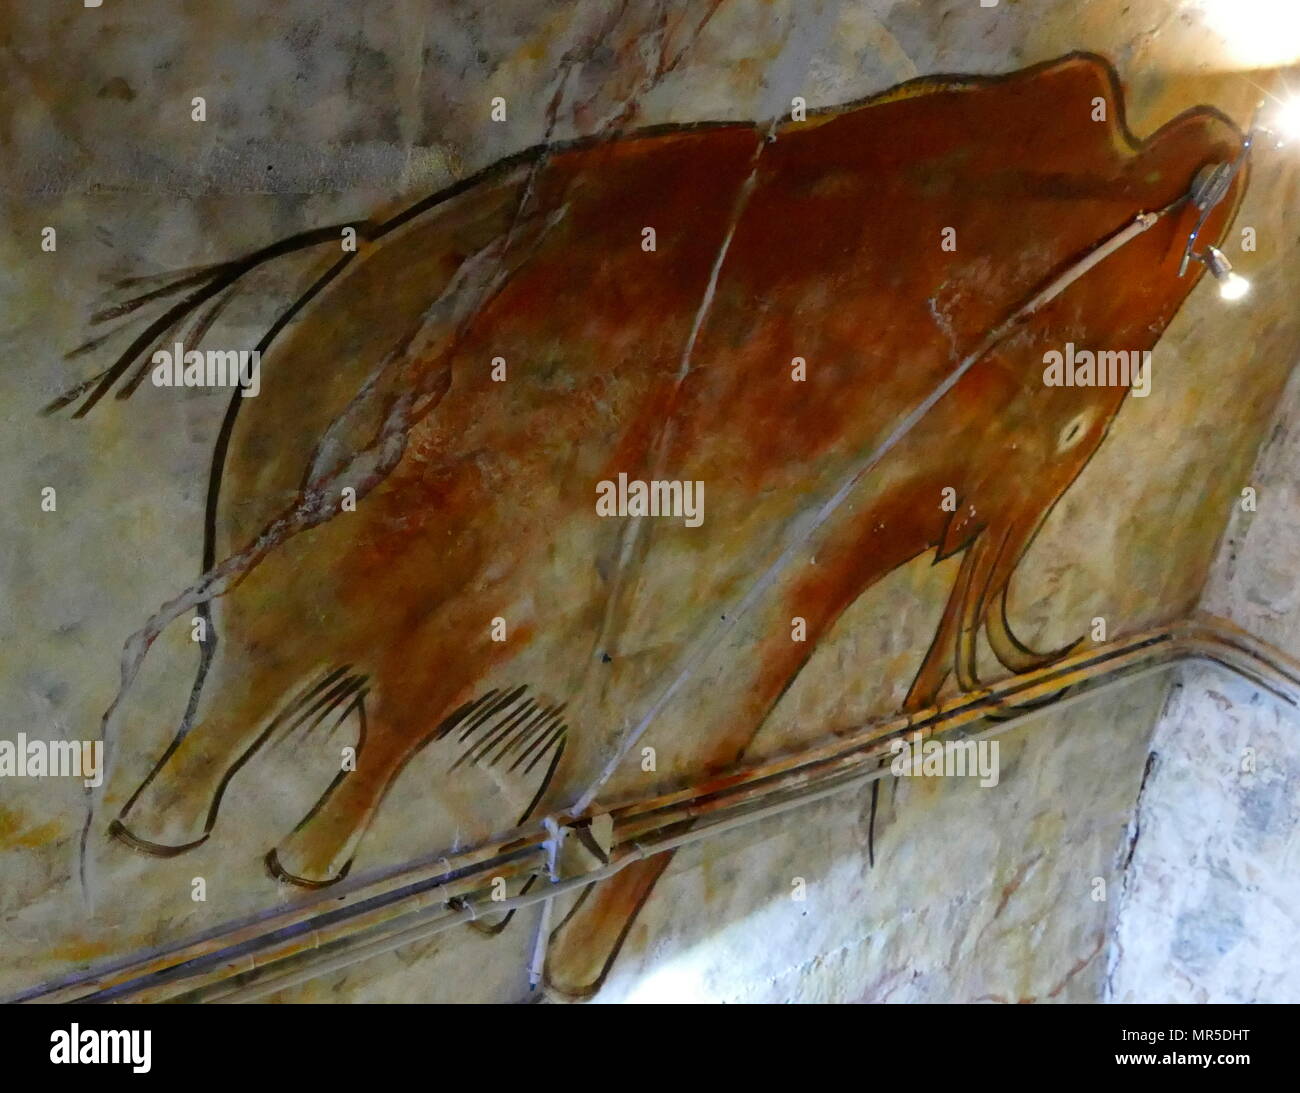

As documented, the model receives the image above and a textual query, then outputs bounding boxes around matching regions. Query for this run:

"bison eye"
[1056,410,1093,453]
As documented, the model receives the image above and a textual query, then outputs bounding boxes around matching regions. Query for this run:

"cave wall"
[3,0,1299,1002]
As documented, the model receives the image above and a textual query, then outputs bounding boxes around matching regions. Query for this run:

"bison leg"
[981,518,1085,674]
[112,639,355,855]
[544,853,674,1001]
[270,686,568,886]
[902,531,1000,712]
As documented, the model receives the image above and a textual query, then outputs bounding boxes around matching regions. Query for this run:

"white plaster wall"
[1106,666,1300,1003]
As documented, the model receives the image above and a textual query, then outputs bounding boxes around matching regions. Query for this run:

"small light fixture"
[1204,246,1250,301]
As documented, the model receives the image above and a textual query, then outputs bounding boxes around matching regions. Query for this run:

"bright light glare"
[1219,272,1251,301]
[1272,95,1300,142]
[1199,0,1300,69]
[623,959,718,1003]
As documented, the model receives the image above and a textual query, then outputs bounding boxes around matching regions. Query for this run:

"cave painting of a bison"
[58,53,1245,998]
